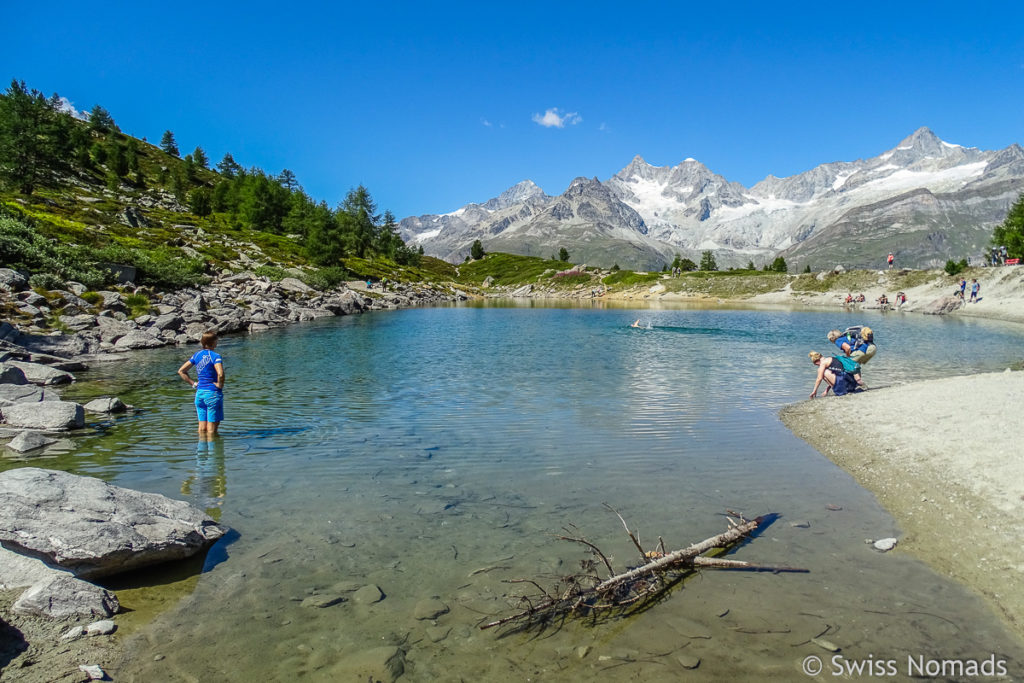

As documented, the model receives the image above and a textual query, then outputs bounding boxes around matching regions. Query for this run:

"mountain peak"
[482,179,547,211]
[893,127,945,155]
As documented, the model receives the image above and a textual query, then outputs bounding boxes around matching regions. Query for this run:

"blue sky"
[3,2,1022,218]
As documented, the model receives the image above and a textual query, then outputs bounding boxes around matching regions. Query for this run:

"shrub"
[302,266,349,291]
[944,259,967,276]
[28,272,64,290]
[253,265,290,281]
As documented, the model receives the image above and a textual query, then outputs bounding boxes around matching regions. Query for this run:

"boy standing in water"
[177,331,225,436]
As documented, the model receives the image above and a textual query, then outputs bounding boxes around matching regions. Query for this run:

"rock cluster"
[0,268,461,356]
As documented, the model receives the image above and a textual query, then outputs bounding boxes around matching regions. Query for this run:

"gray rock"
[0,384,46,405]
[921,295,964,315]
[0,545,72,590]
[95,316,135,343]
[301,594,347,608]
[152,313,184,331]
[6,431,58,453]
[0,467,228,578]
[413,597,450,620]
[13,574,119,618]
[278,277,313,294]
[0,363,28,385]
[83,397,127,414]
[113,329,167,350]
[79,664,107,680]
[5,360,75,385]
[86,619,117,635]
[352,584,385,604]
[0,268,28,292]
[873,537,898,552]
[2,401,84,430]
[61,625,85,640]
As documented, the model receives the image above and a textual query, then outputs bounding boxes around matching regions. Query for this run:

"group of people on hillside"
[809,326,877,398]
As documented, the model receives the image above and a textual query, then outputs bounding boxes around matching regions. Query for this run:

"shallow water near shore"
[10,303,1024,680]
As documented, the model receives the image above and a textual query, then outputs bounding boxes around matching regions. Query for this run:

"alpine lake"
[8,300,1024,681]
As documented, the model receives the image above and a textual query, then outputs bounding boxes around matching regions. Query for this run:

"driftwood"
[480,508,805,631]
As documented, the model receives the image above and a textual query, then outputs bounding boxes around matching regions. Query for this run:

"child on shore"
[177,331,225,437]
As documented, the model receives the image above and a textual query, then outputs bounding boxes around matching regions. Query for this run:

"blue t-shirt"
[834,336,854,355]
[189,349,223,391]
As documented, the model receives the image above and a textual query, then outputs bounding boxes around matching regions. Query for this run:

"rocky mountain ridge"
[399,128,1024,270]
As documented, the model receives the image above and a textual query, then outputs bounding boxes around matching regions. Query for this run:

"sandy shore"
[781,371,1024,642]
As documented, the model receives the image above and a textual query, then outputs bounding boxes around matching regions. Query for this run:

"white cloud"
[57,96,87,120]
[532,108,582,128]
[481,118,493,127]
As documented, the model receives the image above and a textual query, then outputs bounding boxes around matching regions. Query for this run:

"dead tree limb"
[480,510,804,631]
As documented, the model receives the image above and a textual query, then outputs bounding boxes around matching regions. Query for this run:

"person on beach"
[887,252,895,270]
[958,278,967,300]
[970,279,980,302]
[177,330,225,436]
[844,293,853,304]
[856,293,866,303]
[808,351,864,398]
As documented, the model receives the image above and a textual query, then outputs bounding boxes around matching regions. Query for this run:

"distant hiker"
[381,277,388,292]
[808,351,864,398]
[958,278,967,299]
[177,330,225,437]
[970,279,980,302]
[1000,245,1008,264]
[887,252,895,270]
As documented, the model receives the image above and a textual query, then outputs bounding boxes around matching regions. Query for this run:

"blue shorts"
[195,389,224,423]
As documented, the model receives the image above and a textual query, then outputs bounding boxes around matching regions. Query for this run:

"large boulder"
[1,401,84,430]
[921,295,964,315]
[0,468,228,578]
[0,384,46,404]
[113,329,167,350]
[4,360,75,385]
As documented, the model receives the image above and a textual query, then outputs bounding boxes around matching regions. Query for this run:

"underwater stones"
[331,646,405,683]
[676,654,701,670]
[873,537,898,552]
[352,584,385,604]
[413,597,450,621]
[300,594,347,609]
[6,430,58,453]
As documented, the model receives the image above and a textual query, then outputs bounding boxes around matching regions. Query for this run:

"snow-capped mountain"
[399,128,1024,270]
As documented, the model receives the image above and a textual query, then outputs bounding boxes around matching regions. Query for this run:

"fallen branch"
[480,509,805,631]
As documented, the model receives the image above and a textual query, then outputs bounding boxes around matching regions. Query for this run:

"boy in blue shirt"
[177,331,225,436]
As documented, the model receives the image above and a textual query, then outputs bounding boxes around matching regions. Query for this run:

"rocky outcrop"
[921,295,965,315]
[0,467,228,578]
[0,272,455,359]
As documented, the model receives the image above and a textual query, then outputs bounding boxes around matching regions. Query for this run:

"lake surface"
[8,302,1024,680]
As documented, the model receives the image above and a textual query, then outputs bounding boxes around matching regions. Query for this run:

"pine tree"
[217,152,241,178]
[278,168,297,191]
[88,105,116,134]
[770,256,788,273]
[192,146,209,168]
[992,192,1024,259]
[0,79,74,194]
[471,239,485,260]
[699,250,717,271]
[559,247,569,262]
[160,130,179,156]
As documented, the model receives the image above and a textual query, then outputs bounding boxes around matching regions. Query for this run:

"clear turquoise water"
[9,302,1024,680]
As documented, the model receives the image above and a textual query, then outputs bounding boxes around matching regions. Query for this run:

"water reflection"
[180,437,227,521]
